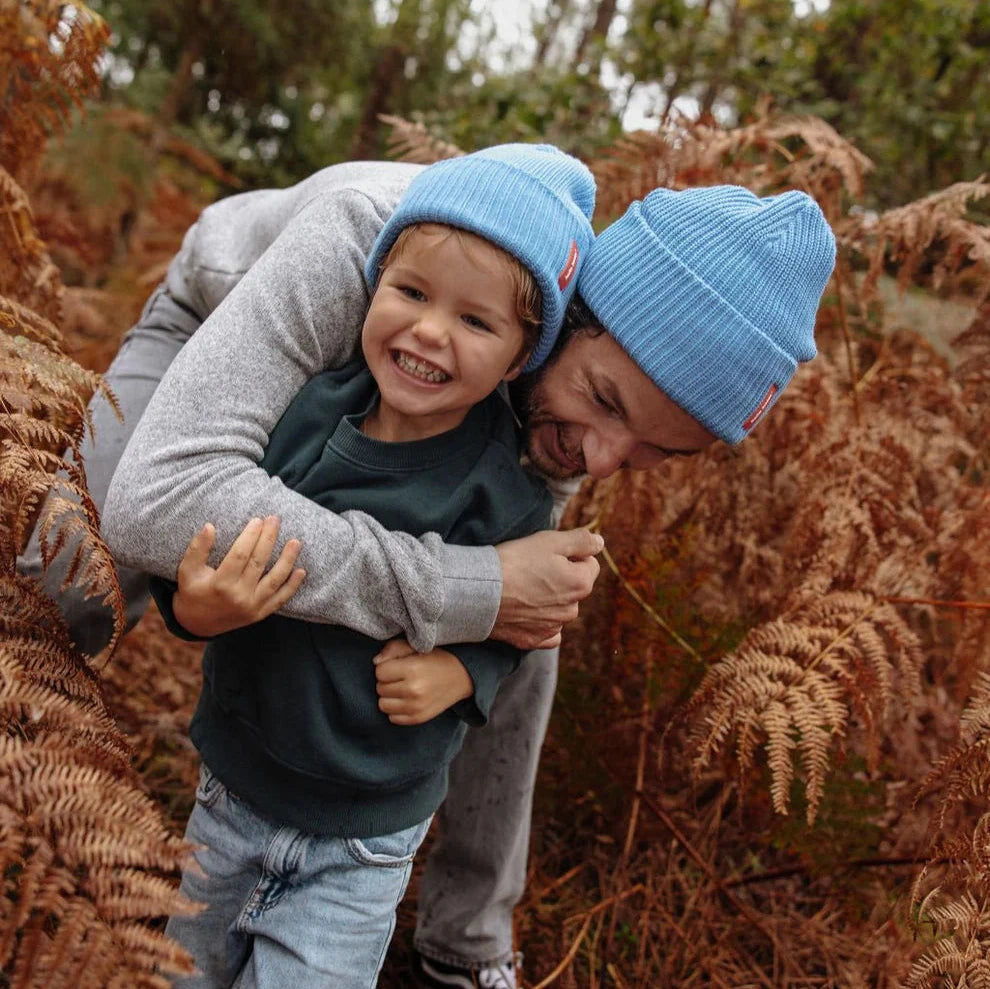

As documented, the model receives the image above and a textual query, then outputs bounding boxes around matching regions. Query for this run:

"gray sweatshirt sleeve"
[102,188,500,653]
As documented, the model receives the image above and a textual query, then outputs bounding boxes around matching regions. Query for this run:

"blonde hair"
[382,223,542,366]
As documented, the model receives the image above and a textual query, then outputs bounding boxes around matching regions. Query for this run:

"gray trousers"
[17,286,557,970]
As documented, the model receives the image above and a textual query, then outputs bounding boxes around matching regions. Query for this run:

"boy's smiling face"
[361,225,529,443]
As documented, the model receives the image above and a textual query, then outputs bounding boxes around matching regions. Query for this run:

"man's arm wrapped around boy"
[102,184,500,653]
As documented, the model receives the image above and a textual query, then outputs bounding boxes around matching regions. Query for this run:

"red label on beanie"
[742,384,778,431]
[557,240,579,290]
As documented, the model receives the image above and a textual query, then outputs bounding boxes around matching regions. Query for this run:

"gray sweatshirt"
[102,161,578,653]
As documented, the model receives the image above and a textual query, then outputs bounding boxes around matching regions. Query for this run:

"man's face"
[515,329,718,480]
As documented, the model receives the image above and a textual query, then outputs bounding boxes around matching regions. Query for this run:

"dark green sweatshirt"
[183,361,551,838]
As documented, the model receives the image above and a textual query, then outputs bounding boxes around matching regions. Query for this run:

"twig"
[596,543,703,662]
[884,595,990,611]
[533,863,587,900]
[628,784,788,988]
[605,645,655,965]
[529,914,592,989]
[649,894,735,989]
[530,886,645,989]
[725,856,927,888]
[622,644,654,860]
[854,332,891,393]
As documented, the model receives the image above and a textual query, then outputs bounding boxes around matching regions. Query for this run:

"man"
[22,161,835,988]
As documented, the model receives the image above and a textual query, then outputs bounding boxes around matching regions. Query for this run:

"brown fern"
[0,6,203,985]
[379,113,464,164]
[0,1,107,186]
[913,676,990,913]
[952,298,990,461]
[685,591,921,824]
[905,884,990,988]
[0,577,199,987]
[0,167,63,325]
[838,180,990,303]
[0,306,124,644]
[589,105,873,223]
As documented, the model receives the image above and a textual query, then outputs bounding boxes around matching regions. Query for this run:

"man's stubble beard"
[509,362,584,481]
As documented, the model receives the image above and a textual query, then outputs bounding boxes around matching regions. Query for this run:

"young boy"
[153,144,596,988]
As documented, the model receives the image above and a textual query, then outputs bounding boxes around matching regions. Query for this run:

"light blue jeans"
[18,285,560,973]
[166,764,431,988]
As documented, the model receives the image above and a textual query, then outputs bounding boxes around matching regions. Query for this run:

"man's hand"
[374,638,473,725]
[492,527,604,650]
[172,517,305,637]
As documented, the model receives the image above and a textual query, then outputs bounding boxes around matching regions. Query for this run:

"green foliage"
[91,0,378,181]
[618,0,989,210]
[72,0,988,204]
[795,0,990,210]
[620,0,806,120]
[43,107,153,209]
[406,69,623,161]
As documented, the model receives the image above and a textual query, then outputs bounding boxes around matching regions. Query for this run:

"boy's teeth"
[396,351,449,382]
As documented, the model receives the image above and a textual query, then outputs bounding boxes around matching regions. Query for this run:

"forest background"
[1,0,988,986]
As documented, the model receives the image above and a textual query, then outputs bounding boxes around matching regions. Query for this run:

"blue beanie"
[365,143,596,371]
[578,185,836,444]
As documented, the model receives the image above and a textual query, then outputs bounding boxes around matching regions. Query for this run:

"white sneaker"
[478,957,519,989]
[413,950,521,989]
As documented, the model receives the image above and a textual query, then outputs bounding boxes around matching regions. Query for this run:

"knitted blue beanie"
[578,185,836,444]
[365,143,596,371]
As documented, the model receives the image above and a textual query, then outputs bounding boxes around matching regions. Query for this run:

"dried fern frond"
[838,179,990,301]
[379,114,464,164]
[0,293,65,351]
[917,675,990,855]
[0,577,199,988]
[781,431,940,603]
[952,299,990,469]
[590,108,873,222]
[905,885,990,989]
[0,1,108,184]
[1,281,124,646]
[686,591,922,824]
[0,165,63,323]
[954,299,990,392]
[0,335,97,443]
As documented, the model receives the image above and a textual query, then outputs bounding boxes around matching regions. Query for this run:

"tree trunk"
[156,36,204,132]
[660,0,715,123]
[534,0,573,66]
[349,45,405,161]
[573,0,619,69]
[698,0,743,119]
[349,0,420,160]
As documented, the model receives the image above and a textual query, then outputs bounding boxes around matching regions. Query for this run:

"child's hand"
[172,517,305,637]
[373,638,473,725]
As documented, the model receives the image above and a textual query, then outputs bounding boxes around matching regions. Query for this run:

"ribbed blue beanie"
[365,143,596,371]
[578,185,836,444]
